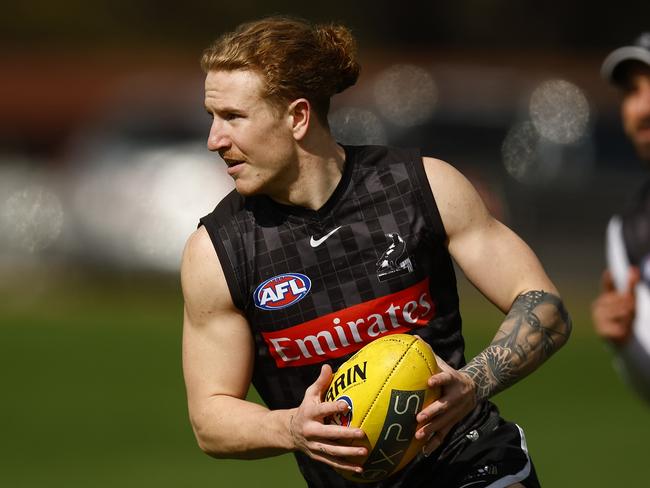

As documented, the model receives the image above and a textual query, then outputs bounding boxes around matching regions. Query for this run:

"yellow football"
[325,333,439,483]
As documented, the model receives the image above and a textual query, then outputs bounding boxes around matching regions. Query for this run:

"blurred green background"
[2,269,647,487]
[2,2,650,487]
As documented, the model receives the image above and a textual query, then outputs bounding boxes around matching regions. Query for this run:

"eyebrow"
[204,104,244,114]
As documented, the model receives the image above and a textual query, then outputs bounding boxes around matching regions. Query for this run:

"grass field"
[1,266,647,487]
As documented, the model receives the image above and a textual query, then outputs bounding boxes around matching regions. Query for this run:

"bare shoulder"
[421,156,490,238]
[421,156,463,178]
[181,226,220,287]
[181,226,234,320]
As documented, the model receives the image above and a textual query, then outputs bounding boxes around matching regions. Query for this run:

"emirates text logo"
[261,278,435,367]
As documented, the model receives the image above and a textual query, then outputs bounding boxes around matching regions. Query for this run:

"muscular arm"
[416,158,572,453]
[182,227,365,468]
[182,226,294,458]
[462,290,571,400]
[424,157,572,400]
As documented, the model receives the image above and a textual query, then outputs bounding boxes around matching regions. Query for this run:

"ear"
[287,98,311,141]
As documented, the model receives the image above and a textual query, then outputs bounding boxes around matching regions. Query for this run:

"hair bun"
[315,24,361,94]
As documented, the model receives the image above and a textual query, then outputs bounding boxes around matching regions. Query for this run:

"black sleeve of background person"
[622,178,650,265]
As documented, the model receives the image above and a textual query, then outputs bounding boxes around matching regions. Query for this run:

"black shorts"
[393,412,540,488]
[302,407,540,488]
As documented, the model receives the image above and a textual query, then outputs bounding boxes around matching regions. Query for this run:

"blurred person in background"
[593,32,650,403]
[181,16,571,487]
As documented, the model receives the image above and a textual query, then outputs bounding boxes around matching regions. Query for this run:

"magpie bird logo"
[376,233,413,281]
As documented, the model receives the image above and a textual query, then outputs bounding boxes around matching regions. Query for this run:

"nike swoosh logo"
[310,226,342,248]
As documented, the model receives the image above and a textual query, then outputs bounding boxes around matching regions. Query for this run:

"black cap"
[601,32,650,86]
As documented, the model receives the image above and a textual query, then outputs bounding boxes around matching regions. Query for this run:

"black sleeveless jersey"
[200,145,495,487]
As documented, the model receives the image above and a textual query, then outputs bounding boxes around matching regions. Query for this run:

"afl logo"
[254,273,312,310]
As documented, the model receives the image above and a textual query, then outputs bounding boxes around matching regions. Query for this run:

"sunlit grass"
[1,268,647,487]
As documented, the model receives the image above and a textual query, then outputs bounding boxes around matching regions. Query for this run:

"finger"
[611,299,636,321]
[327,425,367,441]
[416,397,449,424]
[611,317,635,340]
[318,398,352,419]
[596,315,634,343]
[311,441,367,459]
[315,363,333,389]
[307,364,333,397]
[602,269,616,292]
[415,419,437,440]
[415,399,458,435]
[603,305,634,323]
[422,433,441,457]
[310,412,366,440]
[593,296,634,320]
[422,426,451,457]
[427,371,453,388]
[309,448,364,473]
[308,399,365,438]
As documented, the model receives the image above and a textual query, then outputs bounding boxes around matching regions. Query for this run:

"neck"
[270,130,346,210]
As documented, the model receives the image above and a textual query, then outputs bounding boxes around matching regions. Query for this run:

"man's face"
[621,63,650,161]
[204,69,297,198]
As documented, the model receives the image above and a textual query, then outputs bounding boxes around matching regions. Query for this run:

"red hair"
[201,16,360,122]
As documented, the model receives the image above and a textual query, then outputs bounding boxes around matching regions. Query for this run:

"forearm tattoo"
[461,290,572,401]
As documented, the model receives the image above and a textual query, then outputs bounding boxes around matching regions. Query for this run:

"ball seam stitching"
[358,335,416,428]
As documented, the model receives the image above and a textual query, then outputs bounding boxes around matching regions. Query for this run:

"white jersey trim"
[484,424,531,488]
[606,215,650,401]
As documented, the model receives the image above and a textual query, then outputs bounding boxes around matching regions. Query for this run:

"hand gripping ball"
[325,333,440,482]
